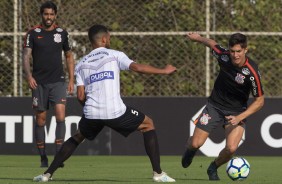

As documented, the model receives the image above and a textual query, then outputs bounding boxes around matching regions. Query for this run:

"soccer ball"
[226,157,250,181]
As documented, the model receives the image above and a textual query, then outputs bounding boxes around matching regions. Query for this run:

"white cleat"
[33,173,52,182]
[153,171,176,182]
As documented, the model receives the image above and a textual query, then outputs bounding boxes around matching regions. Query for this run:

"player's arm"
[77,85,86,106]
[187,32,217,49]
[22,47,37,89]
[129,62,176,75]
[65,50,75,95]
[225,95,264,125]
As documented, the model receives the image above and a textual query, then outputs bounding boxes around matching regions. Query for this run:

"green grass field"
[0,155,280,184]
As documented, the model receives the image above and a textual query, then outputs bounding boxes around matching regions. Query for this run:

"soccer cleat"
[153,171,176,182]
[40,157,48,168]
[207,161,220,180]
[33,173,52,182]
[181,149,196,168]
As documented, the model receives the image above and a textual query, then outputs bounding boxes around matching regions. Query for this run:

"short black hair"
[229,33,247,48]
[40,1,57,15]
[88,24,109,44]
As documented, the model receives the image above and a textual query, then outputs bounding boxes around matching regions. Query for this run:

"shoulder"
[212,45,229,54]
[26,25,43,34]
[246,57,259,69]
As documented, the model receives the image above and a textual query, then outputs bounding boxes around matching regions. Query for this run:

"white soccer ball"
[226,157,250,181]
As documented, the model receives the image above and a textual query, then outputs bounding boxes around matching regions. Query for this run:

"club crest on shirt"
[34,28,41,32]
[221,55,229,62]
[235,73,246,84]
[200,113,211,125]
[56,28,63,32]
[54,33,62,43]
[242,68,250,75]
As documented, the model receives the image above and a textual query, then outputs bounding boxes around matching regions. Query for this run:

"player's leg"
[207,123,244,180]
[137,115,175,182]
[33,130,85,182]
[54,104,66,153]
[34,116,104,182]
[182,103,219,168]
[35,110,48,167]
[32,84,49,167]
[50,82,67,154]
[215,124,244,167]
[182,127,209,168]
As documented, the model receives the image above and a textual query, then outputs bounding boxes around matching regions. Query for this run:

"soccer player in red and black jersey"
[23,1,74,167]
[182,32,264,180]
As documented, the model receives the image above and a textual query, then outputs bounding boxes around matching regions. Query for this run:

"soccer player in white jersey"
[33,24,176,182]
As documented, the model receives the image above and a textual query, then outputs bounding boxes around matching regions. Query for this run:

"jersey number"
[131,110,139,116]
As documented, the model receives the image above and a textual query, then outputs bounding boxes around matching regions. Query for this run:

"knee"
[140,117,155,132]
[36,118,46,126]
[225,145,238,155]
[73,130,85,143]
[190,141,202,150]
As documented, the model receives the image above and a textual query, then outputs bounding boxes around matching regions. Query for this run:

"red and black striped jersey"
[23,25,71,84]
[208,45,264,111]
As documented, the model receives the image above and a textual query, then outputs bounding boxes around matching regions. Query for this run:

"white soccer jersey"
[75,47,134,119]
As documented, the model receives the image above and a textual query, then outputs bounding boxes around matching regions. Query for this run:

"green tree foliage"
[0,0,281,96]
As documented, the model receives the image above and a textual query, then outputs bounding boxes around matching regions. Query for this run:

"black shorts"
[79,106,145,140]
[32,82,67,111]
[194,101,246,133]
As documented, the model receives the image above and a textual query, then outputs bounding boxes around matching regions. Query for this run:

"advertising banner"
[0,97,281,156]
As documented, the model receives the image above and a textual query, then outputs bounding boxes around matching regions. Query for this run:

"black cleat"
[181,149,196,168]
[207,161,220,180]
[40,157,49,168]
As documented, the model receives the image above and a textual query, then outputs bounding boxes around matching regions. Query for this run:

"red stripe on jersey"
[193,118,199,125]
[212,45,230,55]
[212,45,222,54]
[245,59,263,96]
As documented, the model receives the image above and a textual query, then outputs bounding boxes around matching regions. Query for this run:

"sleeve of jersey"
[23,30,33,48]
[116,51,134,70]
[211,45,229,62]
[75,64,84,86]
[62,31,71,52]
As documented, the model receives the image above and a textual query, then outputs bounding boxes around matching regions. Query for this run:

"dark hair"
[229,33,247,48]
[88,24,109,44]
[40,1,57,15]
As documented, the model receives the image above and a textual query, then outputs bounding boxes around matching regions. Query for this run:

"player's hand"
[164,64,177,74]
[187,32,202,42]
[27,76,37,90]
[225,115,241,125]
[67,80,74,96]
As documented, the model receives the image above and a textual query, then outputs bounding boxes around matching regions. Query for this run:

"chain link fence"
[0,0,281,97]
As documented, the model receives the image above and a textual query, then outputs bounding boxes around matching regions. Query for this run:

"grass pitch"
[0,155,280,184]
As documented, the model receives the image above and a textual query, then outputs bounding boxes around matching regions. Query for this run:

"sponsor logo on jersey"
[54,33,62,43]
[56,28,63,32]
[37,36,43,39]
[34,28,41,32]
[250,76,258,95]
[200,113,211,125]
[89,71,114,83]
[242,68,250,75]
[235,73,246,84]
[221,55,229,62]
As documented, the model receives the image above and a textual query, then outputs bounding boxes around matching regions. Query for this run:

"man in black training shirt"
[23,1,74,167]
[181,32,264,180]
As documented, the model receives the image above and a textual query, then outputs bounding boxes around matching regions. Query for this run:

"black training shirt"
[23,25,71,84]
[208,45,264,111]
